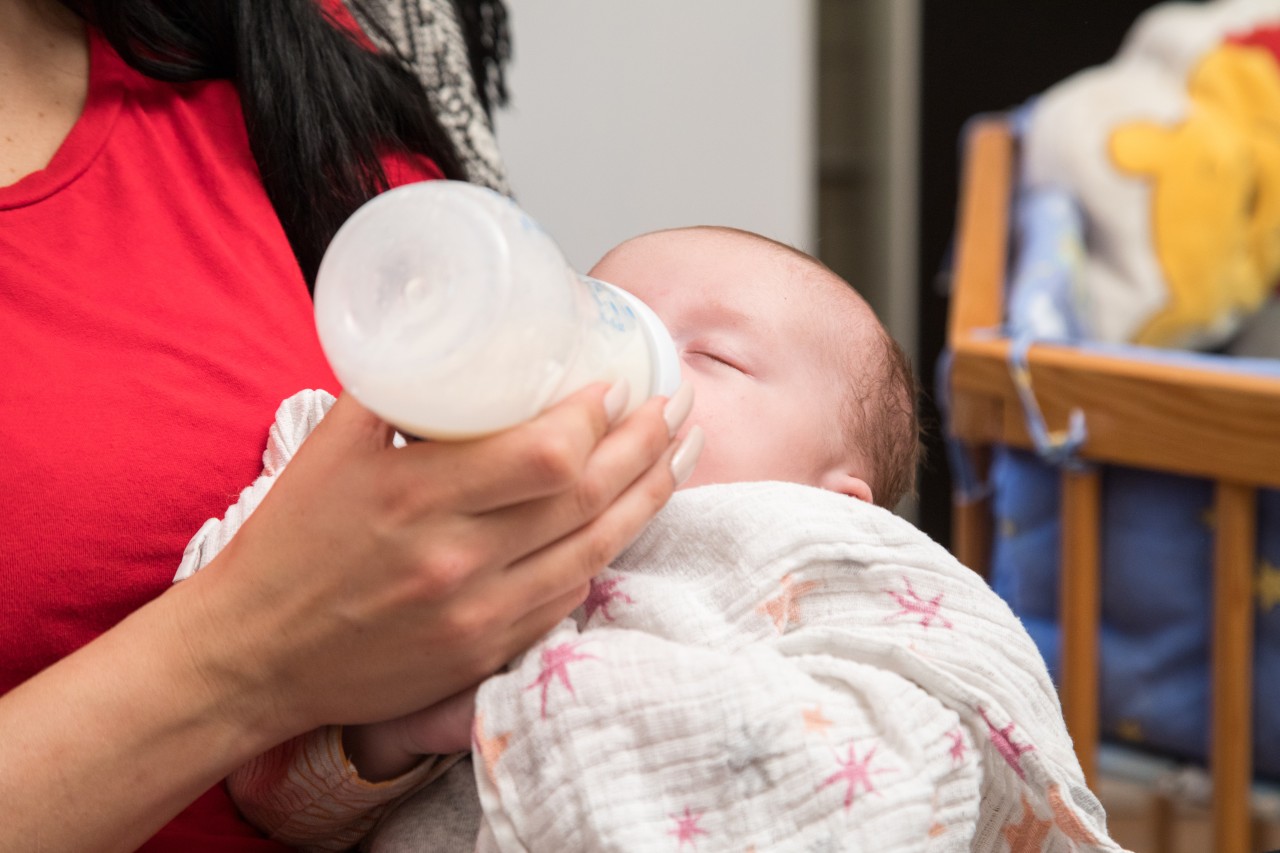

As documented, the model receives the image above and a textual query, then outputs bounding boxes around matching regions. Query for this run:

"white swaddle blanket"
[470,484,1122,852]
[179,391,1123,852]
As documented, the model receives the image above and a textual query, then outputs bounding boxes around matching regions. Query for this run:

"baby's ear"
[820,471,873,504]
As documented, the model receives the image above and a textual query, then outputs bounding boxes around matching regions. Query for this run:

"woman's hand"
[179,381,700,742]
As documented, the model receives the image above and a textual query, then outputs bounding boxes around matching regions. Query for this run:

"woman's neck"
[0,0,89,186]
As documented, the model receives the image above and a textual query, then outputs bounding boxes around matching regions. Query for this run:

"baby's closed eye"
[685,349,749,375]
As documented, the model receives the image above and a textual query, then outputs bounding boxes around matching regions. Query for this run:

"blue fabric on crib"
[1007,188,1087,342]
[990,447,1280,778]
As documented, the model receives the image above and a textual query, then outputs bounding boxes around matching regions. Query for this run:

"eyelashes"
[686,350,747,374]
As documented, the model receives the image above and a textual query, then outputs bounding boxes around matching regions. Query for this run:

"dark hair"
[856,329,922,510]
[63,0,508,286]
[455,0,510,116]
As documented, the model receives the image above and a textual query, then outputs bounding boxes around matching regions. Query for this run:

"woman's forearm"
[0,579,283,853]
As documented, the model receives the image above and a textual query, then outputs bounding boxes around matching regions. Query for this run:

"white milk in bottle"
[313,181,681,439]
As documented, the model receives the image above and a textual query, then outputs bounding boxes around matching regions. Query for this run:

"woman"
[0,1,699,849]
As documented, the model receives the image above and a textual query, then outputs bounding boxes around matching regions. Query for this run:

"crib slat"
[952,446,993,579]
[1060,468,1101,788]
[1211,481,1255,853]
[953,500,992,581]
[947,119,1011,342]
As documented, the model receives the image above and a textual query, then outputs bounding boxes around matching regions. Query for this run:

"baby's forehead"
[607,227,879,337]
[654,225,859,298]
[617,229,841,292]
[623,226,800,263]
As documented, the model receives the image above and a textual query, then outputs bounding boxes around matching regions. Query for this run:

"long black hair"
[63,0,509,287]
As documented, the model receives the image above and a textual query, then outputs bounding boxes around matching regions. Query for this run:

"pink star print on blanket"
[524,641,596,719]
[820,742,894,810]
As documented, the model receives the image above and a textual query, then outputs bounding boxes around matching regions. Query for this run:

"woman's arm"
[0,578,282,853]
[0,385,696,852]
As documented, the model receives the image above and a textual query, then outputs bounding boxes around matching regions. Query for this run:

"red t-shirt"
[0,21,440,853]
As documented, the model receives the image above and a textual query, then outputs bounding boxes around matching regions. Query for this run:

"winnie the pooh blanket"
[1018,0,1280,349]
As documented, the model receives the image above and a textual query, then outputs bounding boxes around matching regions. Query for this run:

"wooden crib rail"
[945,116,1278,853]
[949,337,1280,487]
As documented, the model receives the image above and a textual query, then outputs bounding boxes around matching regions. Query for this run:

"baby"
[192,227,1120,851]
[592,225,918,506]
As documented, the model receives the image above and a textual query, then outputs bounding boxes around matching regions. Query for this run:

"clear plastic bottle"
[314,181,681,439]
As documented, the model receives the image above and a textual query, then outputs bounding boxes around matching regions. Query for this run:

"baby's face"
[590,228,876,501]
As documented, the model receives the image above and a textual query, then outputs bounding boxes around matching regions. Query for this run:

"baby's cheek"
[677,380,773,486]
[670,411,721,488]
[681,426,762,488]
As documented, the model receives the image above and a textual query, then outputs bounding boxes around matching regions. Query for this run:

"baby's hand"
[343,686,478,781]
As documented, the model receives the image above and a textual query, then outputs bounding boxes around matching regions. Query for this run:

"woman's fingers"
[487,426,705,629]
[501,585,592,661]
[394,383,622,515]
[317,390,400,452]
[470,392,684,559]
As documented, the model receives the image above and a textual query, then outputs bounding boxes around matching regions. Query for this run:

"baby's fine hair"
[851,326,922,509]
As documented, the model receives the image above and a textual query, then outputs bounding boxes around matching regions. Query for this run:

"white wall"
[493,1,816,271]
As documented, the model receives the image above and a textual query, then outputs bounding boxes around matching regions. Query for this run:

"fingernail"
[662,381,694,437]
[603,379,631,425]
[669,425,704,487]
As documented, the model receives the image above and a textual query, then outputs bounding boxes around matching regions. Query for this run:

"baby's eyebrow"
[689,299,757,334]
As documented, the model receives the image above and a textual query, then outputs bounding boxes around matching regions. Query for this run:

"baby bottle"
[313,181,682,439]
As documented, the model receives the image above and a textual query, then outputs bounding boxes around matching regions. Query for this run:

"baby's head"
[590,226,920,508]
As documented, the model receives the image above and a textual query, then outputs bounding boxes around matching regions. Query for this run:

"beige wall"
[494,0,816,272]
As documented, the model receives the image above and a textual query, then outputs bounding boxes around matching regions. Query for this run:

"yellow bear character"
[1111,44,1280,348]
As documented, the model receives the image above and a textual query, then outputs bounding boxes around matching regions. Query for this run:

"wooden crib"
[944,116,1280,853]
